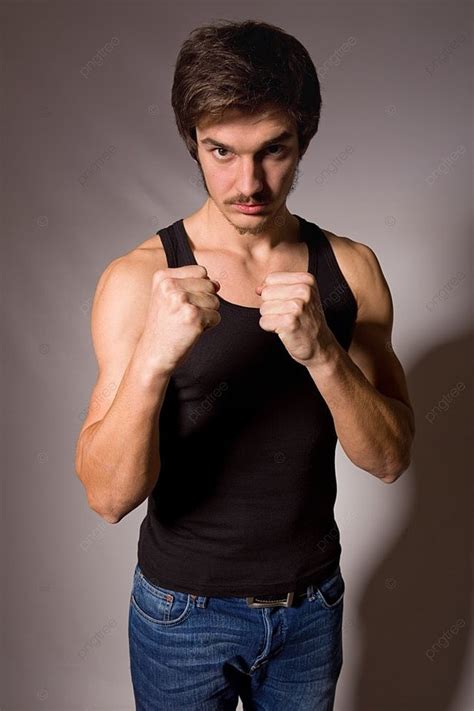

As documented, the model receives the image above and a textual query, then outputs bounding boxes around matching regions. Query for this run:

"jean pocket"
[131,565,193,626]
[314,566,345,609]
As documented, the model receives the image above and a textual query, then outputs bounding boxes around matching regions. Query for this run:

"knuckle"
[152,269,165,284]
[182,302,199,322]
[158,276,175,293]
[172,290,188,304]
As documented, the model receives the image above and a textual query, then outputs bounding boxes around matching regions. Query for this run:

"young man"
[75,19,415,710]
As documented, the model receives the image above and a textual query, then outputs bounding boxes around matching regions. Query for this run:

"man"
[75,19,415,711]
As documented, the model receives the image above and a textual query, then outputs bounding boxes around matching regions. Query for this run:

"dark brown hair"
[171,19,322,162]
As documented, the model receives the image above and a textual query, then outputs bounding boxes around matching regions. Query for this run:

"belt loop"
[307,584,315,601]
[191,594,208,608]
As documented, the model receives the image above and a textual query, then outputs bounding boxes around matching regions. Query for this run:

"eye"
[266,144,285,155]
[211,144,286,161]
[212,147,231,159]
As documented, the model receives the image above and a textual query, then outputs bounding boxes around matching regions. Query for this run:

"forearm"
[76,343,172,522]
[306,334,414,482]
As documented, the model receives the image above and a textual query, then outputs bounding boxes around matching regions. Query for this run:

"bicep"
[76,254,153,448]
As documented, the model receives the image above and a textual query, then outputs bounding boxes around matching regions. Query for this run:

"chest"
[192,241,310,309]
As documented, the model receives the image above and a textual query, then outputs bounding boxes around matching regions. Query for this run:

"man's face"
[194,107,302,235]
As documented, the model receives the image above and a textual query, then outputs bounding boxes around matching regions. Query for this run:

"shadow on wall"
[353,329,473,710]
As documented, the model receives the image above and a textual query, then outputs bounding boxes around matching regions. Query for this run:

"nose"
[235,158,265,199]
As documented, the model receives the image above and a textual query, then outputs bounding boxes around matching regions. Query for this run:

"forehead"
[196,106,296,139]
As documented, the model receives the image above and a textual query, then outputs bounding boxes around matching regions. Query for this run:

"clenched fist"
[139,264,221,376]
[256,270,335,367]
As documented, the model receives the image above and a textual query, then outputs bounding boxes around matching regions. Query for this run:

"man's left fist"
[256,271,334,367]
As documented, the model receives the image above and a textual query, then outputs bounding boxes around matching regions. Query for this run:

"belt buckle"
[246,591,295,608]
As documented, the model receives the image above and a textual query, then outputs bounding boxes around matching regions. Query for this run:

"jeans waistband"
[186,564,340,609]
[189,583,316,609]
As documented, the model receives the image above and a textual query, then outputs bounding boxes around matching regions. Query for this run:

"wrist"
[132,339,175,384]
[306,328,341,371]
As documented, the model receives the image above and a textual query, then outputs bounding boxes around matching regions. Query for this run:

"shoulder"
[125,230,169,272]
[90,233,168,328]
[320,228,390,318]
[98,232,167,289]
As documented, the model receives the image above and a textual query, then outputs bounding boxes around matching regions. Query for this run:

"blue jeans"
[128,562,344,710]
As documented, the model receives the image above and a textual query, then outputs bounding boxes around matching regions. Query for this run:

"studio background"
[1,1,472,709]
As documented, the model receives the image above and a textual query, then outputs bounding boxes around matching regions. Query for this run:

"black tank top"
[136,214,357,596]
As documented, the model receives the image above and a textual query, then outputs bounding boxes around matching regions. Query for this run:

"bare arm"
[75,251,171,523]
[305,241,415,483]
[75,247,221,523]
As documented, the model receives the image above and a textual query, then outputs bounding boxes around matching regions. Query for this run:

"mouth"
[232,203,269,214]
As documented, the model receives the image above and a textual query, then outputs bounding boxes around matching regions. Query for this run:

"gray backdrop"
[1,1,472,709]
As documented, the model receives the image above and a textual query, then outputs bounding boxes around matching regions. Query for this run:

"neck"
[189,198,300,261]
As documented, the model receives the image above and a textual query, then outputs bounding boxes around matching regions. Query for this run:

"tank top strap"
[297,215,321,278]
[300,217,358,318]
[156,220,198,269]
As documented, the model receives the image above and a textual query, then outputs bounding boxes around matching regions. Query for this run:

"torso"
[128,213,363,314]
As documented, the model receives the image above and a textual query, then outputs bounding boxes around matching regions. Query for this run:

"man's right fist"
[138,264,221,376]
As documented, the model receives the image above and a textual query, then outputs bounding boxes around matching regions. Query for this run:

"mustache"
[231,200,269,205]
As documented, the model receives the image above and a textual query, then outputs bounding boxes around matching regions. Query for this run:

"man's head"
[171,19,322,234]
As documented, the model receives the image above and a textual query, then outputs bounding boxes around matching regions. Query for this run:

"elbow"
[381,455,412,484]
[87,494,123,523]
[86,484,151,523]
[358,449,412,484]
[383,421,415,484]
[81,480,124,523]
[100,511,123,524]
[75,465,124,523]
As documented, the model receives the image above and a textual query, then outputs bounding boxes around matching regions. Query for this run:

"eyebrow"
[199,130,294,153]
